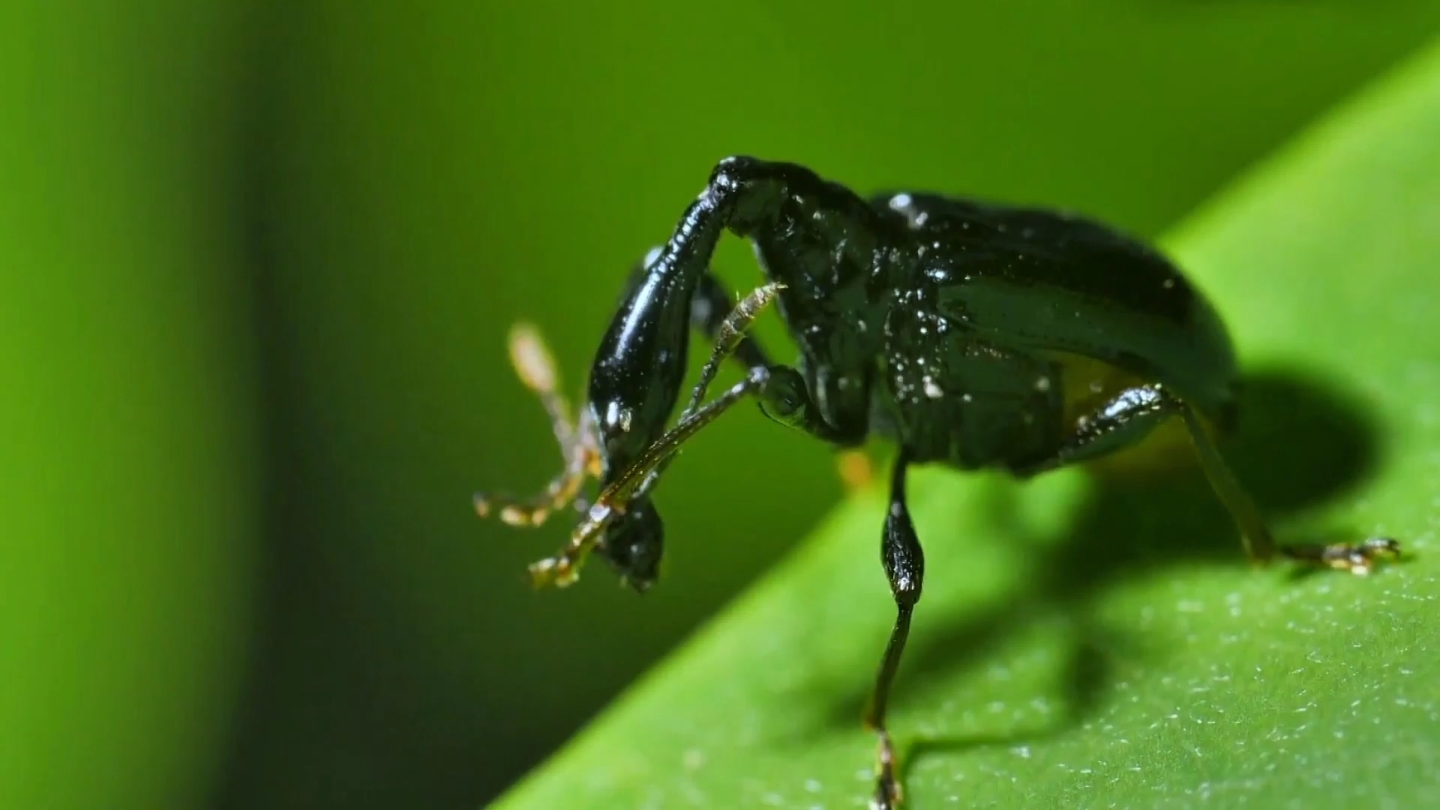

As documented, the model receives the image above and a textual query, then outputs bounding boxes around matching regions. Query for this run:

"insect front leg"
[528,363,776,588]
[473,255,761,527]
[473,324,600,527]
[864,450,923,810]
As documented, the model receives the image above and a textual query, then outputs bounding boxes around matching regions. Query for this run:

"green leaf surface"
[493,38,1440,810]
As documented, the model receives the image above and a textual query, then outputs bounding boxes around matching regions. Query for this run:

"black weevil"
[473,157,1400,809]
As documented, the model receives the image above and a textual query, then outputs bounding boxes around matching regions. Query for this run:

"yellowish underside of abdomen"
[1050,351,1219,480]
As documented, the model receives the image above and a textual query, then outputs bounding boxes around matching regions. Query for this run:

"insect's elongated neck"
[585,158,792,474]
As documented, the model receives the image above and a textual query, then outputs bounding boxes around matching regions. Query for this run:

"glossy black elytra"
[473,157,1401,808]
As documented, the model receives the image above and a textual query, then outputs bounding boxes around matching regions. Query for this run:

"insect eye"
[759,365,810,428]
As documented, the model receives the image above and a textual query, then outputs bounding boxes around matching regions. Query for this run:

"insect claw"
[527,556,578,588]
[1283,535,1403,575]
[501,505,548,527]
[473,491,555,527]
[1364,536,1403,557]
[1342,536,1402,575]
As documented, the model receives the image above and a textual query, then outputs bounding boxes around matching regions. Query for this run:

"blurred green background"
[6,2,1440,808]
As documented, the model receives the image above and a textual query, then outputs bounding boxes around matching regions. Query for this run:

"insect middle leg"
[1019,384,1400,572]
[473,323,598,527]
[864,449,923,810]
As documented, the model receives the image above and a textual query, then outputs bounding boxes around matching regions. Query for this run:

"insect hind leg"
[1018,383,1401,574]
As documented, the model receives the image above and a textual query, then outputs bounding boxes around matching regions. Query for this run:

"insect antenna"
[682,282,784,418]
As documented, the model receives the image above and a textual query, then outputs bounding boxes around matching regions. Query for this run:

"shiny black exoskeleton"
[474,157,1399,809]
